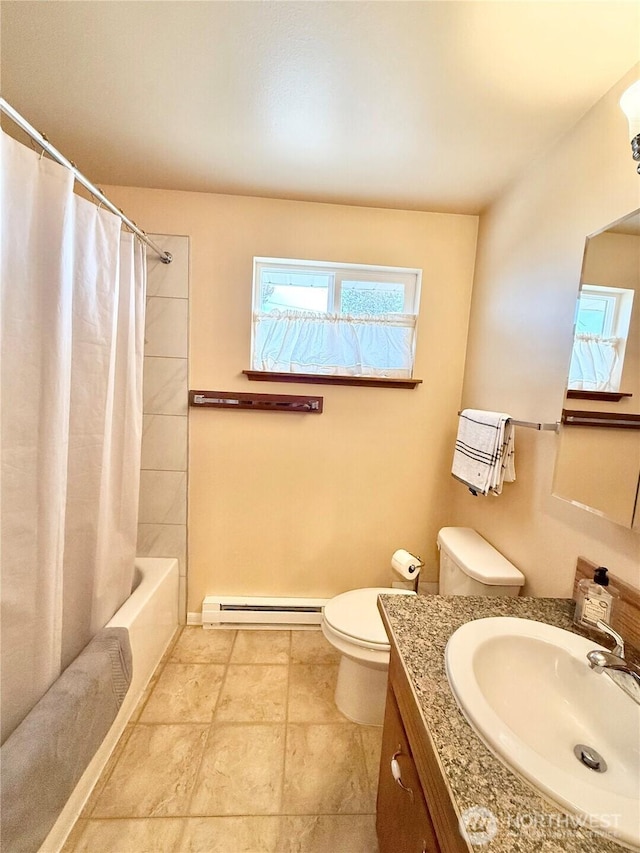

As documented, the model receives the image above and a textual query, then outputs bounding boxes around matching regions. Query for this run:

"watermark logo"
[459,806,498,846]
[508,810,622,840]
[459,805,622,845]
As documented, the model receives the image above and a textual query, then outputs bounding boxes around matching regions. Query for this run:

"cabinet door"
[376,685,441,853]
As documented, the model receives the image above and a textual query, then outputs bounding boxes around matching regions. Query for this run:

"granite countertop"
[378,594,633,853]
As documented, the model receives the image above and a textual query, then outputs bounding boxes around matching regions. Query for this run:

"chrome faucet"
[586,621,640,706]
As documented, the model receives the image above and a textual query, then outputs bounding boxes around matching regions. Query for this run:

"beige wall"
[102,189,478,611]
[108,63,640,607]
[454,64,640,595]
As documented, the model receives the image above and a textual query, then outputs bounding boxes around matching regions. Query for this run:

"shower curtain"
[0,130,146,744]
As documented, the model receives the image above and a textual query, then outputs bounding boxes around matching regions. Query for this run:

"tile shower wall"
[137,235,189,622]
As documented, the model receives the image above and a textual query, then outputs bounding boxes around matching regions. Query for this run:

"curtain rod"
[0,98,172,264]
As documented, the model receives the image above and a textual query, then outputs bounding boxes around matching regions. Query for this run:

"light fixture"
[620,80,640,173]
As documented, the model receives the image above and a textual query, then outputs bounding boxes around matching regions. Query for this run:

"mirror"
[552,210,640,530]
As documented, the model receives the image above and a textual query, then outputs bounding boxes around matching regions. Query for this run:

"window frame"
[253,258,422,317]
[251,258,423,382]
[570,283,635,393]
[576,284,633,339]
[576,288,617,337]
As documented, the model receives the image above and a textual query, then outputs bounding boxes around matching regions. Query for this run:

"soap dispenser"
[573,567,619,629]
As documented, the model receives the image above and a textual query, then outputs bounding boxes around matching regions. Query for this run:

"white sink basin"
[445,617,640,847]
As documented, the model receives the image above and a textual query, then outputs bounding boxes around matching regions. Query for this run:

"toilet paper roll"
[391,549,423,579]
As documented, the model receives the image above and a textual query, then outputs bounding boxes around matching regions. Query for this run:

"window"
[575,289,618,337]
[251,258,422,378]
[568,284,634,392]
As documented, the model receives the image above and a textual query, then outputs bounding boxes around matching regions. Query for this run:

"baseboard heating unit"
[202,596,328,629]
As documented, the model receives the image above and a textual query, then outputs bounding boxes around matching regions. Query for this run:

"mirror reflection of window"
[552,209,640,530]
[568,284,634,392]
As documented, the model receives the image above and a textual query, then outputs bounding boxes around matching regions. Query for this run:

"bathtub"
[40,557,179,852]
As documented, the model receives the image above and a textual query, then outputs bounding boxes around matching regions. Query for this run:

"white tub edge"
[39,557,180,853]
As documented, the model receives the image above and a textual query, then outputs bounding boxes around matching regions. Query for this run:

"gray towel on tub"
[0,627,132,853]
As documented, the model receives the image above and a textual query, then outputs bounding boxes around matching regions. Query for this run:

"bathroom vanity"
[376,594,634,853]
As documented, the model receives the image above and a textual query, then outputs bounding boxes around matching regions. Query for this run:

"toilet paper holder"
[391,549,424,592]
[407,558,423,592]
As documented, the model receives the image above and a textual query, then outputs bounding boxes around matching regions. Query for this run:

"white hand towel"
[452,409,516,496]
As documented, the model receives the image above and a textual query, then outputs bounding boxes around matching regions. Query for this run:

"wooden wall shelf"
[243,370,422,389]
[189,390,323,413]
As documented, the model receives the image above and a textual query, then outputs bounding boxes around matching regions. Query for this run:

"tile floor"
[62,628,382,853]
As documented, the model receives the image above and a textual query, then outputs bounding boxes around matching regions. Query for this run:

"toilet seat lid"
[323,587,416,646]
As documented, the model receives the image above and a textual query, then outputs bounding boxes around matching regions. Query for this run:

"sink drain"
[574,744,607,773]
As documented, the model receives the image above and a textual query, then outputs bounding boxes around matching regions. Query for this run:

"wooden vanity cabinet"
[376,646,469,853]
[377,684,441,853]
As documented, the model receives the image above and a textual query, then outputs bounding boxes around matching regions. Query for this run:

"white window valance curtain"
[253,310,417,378]
[567,334,619,392]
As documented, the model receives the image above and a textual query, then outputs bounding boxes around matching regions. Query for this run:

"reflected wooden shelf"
[566,390,632,402]
[561,409,640,429]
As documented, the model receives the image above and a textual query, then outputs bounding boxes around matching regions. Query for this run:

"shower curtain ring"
[28,136,46,160]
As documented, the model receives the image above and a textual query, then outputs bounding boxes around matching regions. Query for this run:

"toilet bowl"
[321,528,525,726]
[321,587,416,726]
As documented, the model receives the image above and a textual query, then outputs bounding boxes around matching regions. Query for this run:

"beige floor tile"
[189,723,285,815]
[215,665,288,722]
[277,815,379,853]
[140,664,226,723]
[129,669,163,722]
[92,724,209,817]
[360,725,384,792]
[63,818,185,852]
[129,628,180,722]
[159,625,183,664]
[230,630,291,664]
[180,816,281,852]
[282,724,374,814]
[64,628,387,850]
[81,724,135,817]
[60,818,88,852]
[170,627,236,663]
[288,665,346,723]
[290,631,341,664]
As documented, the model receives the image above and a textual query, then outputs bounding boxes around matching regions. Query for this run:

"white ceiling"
[1,1,639,214]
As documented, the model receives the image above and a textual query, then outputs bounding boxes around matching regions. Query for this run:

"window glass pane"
[260,270,330,312]
[575,294,612,335]
[340,280,405,315]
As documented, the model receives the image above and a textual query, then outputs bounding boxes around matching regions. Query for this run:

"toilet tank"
[437,527,525,597]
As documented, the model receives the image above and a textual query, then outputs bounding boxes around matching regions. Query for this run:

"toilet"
[436,527,525,598]
[322,586,416,726]
[321,527,525,726]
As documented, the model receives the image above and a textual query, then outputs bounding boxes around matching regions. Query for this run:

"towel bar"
[509,419,559,431]
[457,412,559,431]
